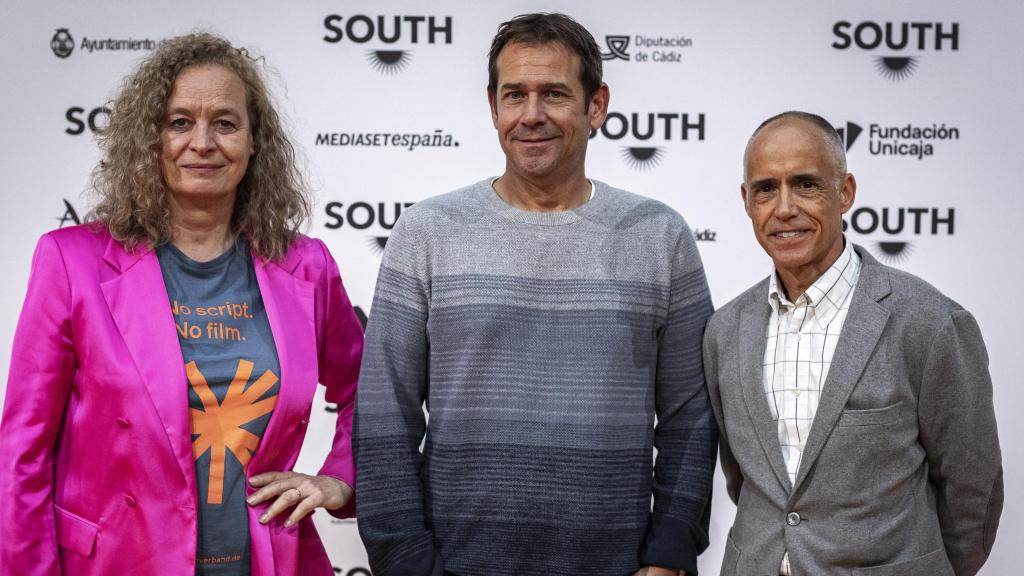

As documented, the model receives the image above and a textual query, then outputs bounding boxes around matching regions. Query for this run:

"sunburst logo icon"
[367,50,412,74]
[188,359,279,504]
[620,147,665,171]
[875,56,919,81]
[367,235,389,256]
[873,240,913,264]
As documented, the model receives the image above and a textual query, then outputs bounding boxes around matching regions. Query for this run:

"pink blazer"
[0,224,363,575]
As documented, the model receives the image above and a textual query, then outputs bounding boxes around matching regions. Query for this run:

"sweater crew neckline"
[481,178,605,226]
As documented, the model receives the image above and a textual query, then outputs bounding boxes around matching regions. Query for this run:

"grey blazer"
[704,246,1002,576]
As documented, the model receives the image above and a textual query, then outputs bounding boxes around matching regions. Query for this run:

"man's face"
[488,42,608,184]
[741,120,856,290]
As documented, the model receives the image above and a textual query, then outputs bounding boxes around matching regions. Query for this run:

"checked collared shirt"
[763,240,861,576]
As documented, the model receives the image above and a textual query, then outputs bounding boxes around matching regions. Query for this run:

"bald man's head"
[744,111,846,183]
[740,110,857,299]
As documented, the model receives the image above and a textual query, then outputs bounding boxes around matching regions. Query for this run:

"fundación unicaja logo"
[51,28,74,58]
[836,118,960,160]
[835,121,863,151]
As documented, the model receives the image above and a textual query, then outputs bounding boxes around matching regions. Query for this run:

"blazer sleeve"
[917,309,1002,576]
[312,239,364,519]
[0,234,77,576]
[703,315,744,507]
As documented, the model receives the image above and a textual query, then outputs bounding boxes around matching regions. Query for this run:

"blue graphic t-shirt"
[157,237,280,576]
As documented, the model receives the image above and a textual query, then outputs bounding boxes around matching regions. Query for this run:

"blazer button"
[116,417,131,428]
[787,512,801,526]
[125,494,137,508]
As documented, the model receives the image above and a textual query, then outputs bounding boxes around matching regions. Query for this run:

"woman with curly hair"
[0,32,362,575]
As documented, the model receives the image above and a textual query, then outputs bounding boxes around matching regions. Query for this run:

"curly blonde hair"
[89,32,310,260]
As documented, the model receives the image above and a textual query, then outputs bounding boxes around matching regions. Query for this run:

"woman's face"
[159,65,254,204]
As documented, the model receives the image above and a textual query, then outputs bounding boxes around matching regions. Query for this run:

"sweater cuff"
[326,495,356,519]
[639,513,706,575]
[432,551,446,576]
[317,469,356,519]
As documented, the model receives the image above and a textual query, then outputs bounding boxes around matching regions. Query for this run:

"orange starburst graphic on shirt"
[187,360,279,505]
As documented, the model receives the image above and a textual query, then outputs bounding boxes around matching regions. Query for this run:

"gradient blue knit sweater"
[355,180,717,576]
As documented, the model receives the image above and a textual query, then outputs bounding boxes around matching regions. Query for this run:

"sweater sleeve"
[353,214,443,576]
[639,225,717,575]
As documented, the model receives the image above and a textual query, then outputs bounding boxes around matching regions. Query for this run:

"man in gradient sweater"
[355,13,716,576]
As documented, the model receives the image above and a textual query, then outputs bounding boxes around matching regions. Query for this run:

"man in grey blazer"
[704,111,1003,576]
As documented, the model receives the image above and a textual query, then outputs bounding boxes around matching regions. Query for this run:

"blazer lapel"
[246,247,317,475]
[792,248,892,492]
[738,283,793,493]
[99,238,193,489]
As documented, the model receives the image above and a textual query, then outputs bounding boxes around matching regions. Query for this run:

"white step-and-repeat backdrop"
[2,1,1021,574]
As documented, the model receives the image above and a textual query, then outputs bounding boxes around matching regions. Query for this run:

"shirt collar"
[768,239,860,321]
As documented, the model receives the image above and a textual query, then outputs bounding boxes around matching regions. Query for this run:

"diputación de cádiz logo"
[599,31,693,64]
[601,35,631,61]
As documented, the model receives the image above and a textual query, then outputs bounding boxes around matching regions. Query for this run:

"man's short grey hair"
[744,110,847,178]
